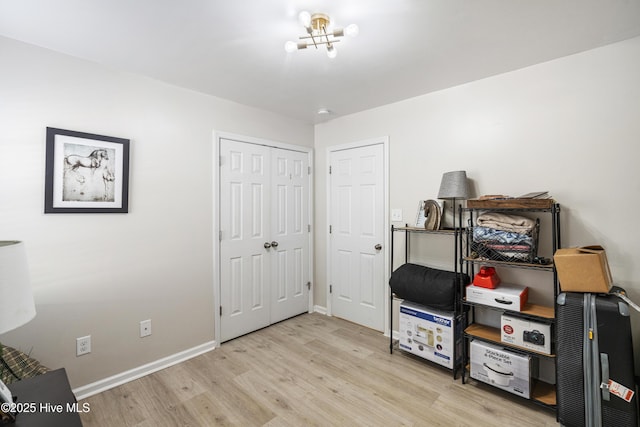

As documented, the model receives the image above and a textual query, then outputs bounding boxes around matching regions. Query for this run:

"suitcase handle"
[600,353,611,402]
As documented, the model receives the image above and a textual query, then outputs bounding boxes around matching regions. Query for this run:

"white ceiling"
[1,1,640,124]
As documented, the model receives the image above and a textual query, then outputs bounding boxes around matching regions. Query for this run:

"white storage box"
[399,301,460,369]
[501,314,552,355]
[470,340,532,398]
[465,283,528,312]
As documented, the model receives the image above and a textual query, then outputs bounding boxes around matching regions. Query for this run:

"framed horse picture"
[44,127,130,213]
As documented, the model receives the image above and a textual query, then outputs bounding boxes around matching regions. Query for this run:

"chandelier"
[284,11,359,59]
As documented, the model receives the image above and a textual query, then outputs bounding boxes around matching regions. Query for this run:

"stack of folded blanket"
[472,212,538,262]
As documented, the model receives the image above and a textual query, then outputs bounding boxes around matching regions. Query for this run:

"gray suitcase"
[557,290,638,427]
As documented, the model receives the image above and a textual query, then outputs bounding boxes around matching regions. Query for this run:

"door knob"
[375,244,382,250]
[271,241,279,248]
[264,242,272,249]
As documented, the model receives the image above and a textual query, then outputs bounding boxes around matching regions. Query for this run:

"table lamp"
[438,171,470,273]
[0,241,36,421]
[437,170,470,230]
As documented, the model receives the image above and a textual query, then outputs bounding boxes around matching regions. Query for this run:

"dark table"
[6,368,83,427]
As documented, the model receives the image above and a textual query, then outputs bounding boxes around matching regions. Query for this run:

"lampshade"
[298,10,312,28]
[344,24,359,37]
[437,171,470,200]
[0,241,36,335]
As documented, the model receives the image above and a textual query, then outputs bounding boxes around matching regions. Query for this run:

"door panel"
[270,149,310,323]
[330,143,385,331]
[220,139,271,341]
[359,253,375,307]
[229,256,242,314]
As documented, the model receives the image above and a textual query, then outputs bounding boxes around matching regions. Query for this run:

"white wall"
[314,37,640,369]
[0,36,313,388]
[3,32,640,388]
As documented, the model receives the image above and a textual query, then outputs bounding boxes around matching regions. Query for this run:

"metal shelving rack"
[458,201,561,412]
[389,224,463,379]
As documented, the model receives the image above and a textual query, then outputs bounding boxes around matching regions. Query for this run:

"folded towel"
[484,243,532,252]
[477,212,536,234]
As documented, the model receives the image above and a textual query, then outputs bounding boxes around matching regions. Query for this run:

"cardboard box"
[553,246,613,293]
[398,301,461,369]
[465,283,529,312]
[501,314,552,355]
[470,340,532,398]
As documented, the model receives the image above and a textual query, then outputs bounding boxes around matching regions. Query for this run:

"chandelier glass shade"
[285,11,358,58]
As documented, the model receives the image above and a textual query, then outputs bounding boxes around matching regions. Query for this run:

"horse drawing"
[65,149,109,171]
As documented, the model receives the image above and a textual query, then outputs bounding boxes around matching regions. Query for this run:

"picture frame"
[415,200,428,227]
[44,127,130,213]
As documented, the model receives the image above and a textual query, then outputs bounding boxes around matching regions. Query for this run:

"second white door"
[329,142,385,331]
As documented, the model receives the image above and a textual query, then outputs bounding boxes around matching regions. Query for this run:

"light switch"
[391,209,403,221]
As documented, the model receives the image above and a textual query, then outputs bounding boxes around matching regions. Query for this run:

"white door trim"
[326,136,390,334]
[213,130,314,347]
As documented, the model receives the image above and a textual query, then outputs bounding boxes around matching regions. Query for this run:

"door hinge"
[219,306,222,316]
[306,281,311,290]
[308,166,311,175]
[329,165,332,174]
[329,285,333,294]
[219,230,222,241]
[329,225,332,234]
[308,224,311,233]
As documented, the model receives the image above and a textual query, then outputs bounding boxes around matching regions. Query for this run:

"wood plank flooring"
[79,313,558,426]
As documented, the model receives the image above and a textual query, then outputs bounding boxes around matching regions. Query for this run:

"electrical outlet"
[76,335,91,356]
[140,319,152,338]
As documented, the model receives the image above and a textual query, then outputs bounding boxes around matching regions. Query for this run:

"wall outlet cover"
[76,335,91,356]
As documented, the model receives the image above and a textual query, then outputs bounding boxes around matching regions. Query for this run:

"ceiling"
[1,1,640,124]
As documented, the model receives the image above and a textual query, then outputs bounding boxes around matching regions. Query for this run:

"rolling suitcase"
[557,290,638,427]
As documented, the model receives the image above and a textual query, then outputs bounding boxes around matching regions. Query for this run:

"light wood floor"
[79,313,558,426]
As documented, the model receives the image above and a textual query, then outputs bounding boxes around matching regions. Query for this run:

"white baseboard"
[73,340,217,400]
[313,305,327,315]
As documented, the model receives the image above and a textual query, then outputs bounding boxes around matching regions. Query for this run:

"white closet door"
[220,139,271,341]
[220,139,310,341]
[270,149,310,324]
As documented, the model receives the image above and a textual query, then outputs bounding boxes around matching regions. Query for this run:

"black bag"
[389,263,469,312]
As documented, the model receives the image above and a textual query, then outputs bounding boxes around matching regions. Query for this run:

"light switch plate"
[391,209,403,221]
